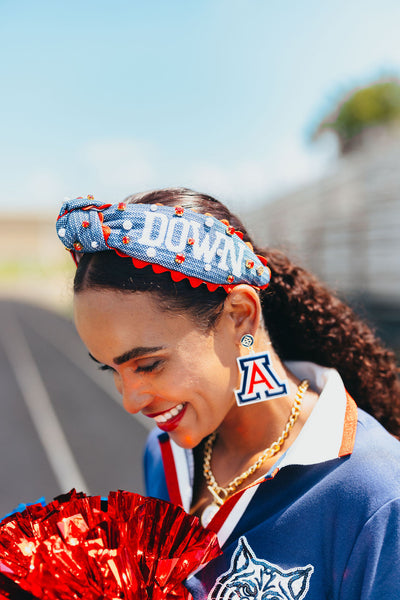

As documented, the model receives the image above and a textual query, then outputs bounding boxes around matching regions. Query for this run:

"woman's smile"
[146,403,188,431]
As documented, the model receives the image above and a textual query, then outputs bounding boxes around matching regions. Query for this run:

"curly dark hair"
[74,187,400,437]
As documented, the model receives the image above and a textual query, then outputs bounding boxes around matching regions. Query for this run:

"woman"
[57,188,400,599]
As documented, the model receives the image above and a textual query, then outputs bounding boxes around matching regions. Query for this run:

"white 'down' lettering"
[138,212,244,276]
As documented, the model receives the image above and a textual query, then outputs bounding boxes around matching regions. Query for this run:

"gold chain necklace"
[201,379,309,527]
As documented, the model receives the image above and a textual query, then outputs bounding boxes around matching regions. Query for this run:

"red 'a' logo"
[235,352,288,406]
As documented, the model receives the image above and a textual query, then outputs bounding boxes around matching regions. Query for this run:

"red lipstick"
[156,404,188,432]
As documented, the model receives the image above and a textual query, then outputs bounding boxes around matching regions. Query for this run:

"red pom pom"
[0,490,220,600]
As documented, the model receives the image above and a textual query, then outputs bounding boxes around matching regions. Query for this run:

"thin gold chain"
[202,379,309,506]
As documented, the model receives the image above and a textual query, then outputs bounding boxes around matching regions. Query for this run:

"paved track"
[0,300,152,517]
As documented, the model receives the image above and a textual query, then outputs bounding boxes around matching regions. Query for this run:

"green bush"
[315,80,400,153]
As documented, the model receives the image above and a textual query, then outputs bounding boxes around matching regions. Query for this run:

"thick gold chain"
[202,379,309,506]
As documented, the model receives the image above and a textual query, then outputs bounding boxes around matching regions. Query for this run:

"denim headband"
[56,196,271,292]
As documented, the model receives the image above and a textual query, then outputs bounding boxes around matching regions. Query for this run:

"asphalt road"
[0,300,152,517]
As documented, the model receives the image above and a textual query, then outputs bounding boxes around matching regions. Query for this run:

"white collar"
[279,361,355,468]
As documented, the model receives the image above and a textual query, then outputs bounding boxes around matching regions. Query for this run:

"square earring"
[234,335,288,406]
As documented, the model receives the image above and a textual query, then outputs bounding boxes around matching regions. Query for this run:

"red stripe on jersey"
[159,436,183,507]
[206,490,245,534]
[206,466,281,535]
[339,392,358,457]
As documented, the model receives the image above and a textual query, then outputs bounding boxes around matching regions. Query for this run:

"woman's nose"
[114,371,153,414]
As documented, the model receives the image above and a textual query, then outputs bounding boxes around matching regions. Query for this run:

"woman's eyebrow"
[88,347,165,366]
[113,346,165,365]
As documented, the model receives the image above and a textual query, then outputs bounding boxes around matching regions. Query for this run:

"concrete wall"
[246,131,400,304]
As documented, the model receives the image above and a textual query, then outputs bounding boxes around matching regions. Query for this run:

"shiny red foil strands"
[0,490,221,600]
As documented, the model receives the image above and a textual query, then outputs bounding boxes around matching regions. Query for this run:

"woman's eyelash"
[98,360,162,373]
[136,360,162,373]
[98,364,114,372]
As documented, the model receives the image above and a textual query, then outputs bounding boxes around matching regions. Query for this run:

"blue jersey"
[144,362,400,600]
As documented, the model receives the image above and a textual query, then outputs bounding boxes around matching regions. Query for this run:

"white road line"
[24,315,154,432]
[0,311,90,494]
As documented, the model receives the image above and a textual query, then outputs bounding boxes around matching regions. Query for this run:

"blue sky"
[2,0,400,212]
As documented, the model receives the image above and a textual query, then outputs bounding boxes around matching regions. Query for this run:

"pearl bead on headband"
[56,196,271,293]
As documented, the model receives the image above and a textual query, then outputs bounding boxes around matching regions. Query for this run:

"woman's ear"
[223,285,262,344]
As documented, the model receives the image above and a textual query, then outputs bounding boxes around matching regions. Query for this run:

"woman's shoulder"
[144,427,165,453]
[143,429,170,500]
[336,408,400,506]
[355,408,400,459]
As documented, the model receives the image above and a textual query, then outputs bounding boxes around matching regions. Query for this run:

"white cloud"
[0,135,337,212]
[16,169,67,213]
[184,136,337,207]
[78,139,157,199]
[77,135,337,208]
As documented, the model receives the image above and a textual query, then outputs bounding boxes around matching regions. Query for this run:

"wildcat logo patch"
[209,536,314,600]
[235,351,288,406]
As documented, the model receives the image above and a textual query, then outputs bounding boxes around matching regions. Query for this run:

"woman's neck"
[216,364,307,458]
[215,328,318,462]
